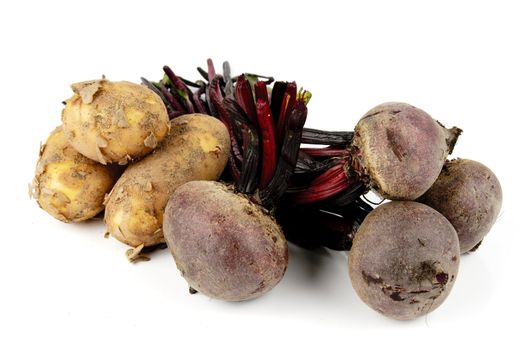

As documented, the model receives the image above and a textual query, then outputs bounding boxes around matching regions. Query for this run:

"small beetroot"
[418,158,502,253]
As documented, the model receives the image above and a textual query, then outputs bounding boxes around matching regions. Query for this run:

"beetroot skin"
[163,181,288,301]
[418,159,502,253]
[351,102,461,200]
[349,201,460,320]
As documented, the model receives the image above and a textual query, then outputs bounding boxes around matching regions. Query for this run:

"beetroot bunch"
[144,60,502,321]
[282,102,502,320]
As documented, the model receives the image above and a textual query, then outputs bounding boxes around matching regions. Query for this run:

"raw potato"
[349,201,460,320]
[104,114,230,248]
[163,181,288,301]
[417,159,503,253]
[62,79,170,165]
[351,102,461,200]
[31,126,120,222]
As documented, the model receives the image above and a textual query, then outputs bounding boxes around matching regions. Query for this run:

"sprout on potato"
[62,79,170,165]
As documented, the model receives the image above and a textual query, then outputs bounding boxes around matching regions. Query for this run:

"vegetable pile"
[31,59,502,320]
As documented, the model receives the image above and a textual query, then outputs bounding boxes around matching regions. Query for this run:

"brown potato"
[104,114,230,248]
[62,79,170,165]
[31,126,120,222]
[163,181,288,301]
[349,201,460,320]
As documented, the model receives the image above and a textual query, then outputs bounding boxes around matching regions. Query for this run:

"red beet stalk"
[276,82,297,146]
[254,81,270,105]
[289,159,356,204]
[256,99,277,189]
[235,75,257,125]
[163,65,195,113]
[301,147,349,158]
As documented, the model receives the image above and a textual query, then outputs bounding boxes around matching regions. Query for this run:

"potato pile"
[32,78,230,259]
[32,62,502,323]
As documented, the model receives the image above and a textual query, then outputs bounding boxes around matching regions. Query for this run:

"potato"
[31,126,120,222]
[62,79,170,165]
[104,114,230,248]
[349,201,460,320]
[417,159,503,253]
[163,181,288,301]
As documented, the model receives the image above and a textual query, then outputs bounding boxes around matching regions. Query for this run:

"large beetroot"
[164,181,287,301]
[418,158,502,253]
[349,201,460,320]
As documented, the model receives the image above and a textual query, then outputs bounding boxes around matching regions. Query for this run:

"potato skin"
[163,181,288,301]
[32,127,120,222]
[349,201,460,320]
[351,102,461,200]
[417,159,502,253]
[62,79,170,165]
[104,114,230,247]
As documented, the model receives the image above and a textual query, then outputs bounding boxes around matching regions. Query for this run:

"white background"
[1,1,524,349]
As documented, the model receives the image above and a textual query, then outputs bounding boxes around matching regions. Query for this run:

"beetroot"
[351,103,461,199]
[349,201,460,320]
[288,102,461,205]
[164,181,287,301]
[418,159,502,253]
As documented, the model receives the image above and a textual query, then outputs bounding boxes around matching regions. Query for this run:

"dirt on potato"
[62,79,170,165]
[104,114,230,248]
[31,126,120,222]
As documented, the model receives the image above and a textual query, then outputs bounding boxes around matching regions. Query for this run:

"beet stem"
[191,84,207,114]
[163,65,195,113]
[300,147,349,158]
[222,61,231,82]
[288,160,355,204]
[141,77,173,112]
[294,151,339,174]
[270,81,288,125]
[256,99,277,189]
[277,203,367,251]
[254,81,270,105]
[301,128,354,146]
[235,75,258,125]
[259,99,308,207]
[237,125,260,193]
[197,67,209,81]
[158,82,185,115]
[276,83,297,147]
